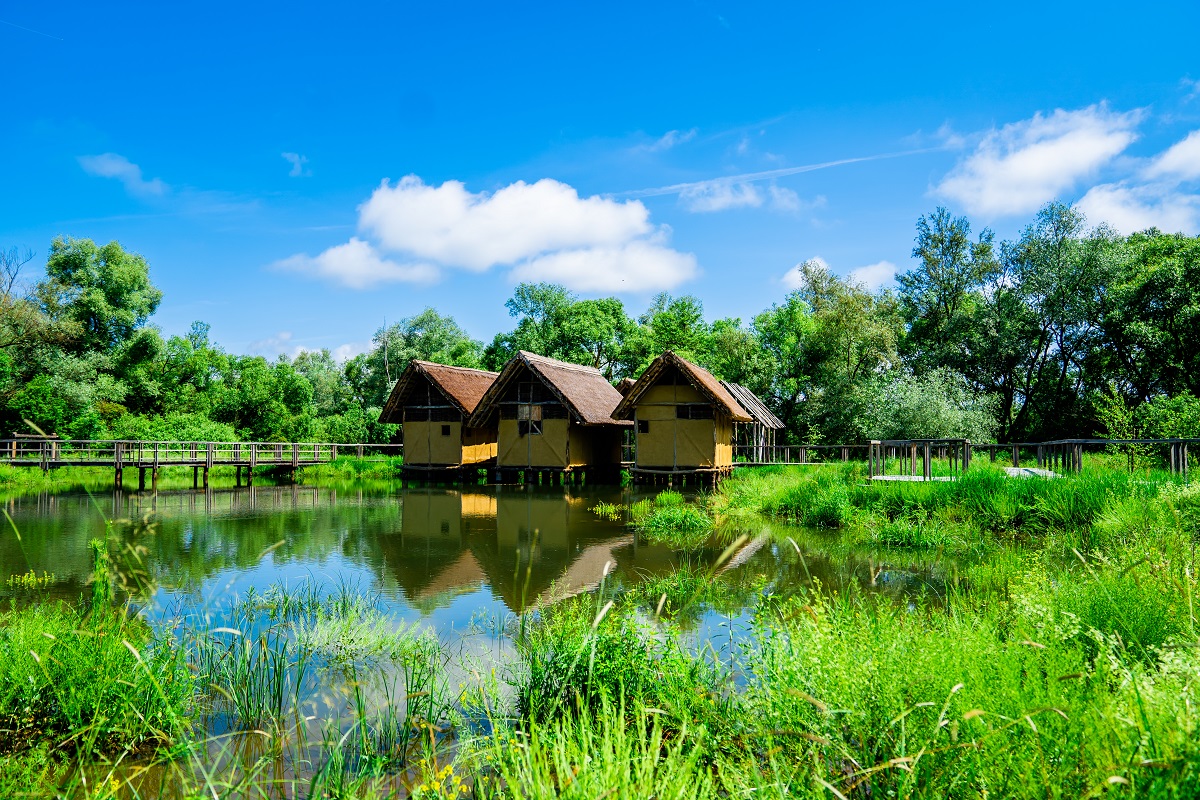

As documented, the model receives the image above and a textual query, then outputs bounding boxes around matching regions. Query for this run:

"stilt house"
[721,381,784,462]
[467,351,630,478]
[612,351,753,478]
[378,361,499,473]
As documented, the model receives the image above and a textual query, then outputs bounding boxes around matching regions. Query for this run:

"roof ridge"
[415,360,500,376]
[519,350,604,374]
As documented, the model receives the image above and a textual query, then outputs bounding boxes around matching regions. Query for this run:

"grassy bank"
[3,464,1199,797]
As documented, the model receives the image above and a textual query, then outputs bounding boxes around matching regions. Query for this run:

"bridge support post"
[138,468,145,491]
[236,466,242,487]
[193,466,199,489]
[203,466,209,488]
[114,467,122,489]
[151,468,159,492]
[923,442,932,481]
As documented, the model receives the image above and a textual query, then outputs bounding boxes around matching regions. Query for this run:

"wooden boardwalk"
[1,438,402,489]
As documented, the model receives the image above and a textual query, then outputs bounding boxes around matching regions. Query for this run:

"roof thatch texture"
[616,377,637,396]
[379,360,499,423]
[720,381,784,429]
[612,351,753,422]
[468,351,632,427]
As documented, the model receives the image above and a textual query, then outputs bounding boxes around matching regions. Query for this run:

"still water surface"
[3,481,966,629]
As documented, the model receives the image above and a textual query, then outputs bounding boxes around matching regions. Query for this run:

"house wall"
[633,381,734,469]
[404,420,464,466]
[497,418,570,468]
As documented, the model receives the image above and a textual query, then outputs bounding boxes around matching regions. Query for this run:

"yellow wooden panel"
[643,384,703,403]
[675,419,715,467]
[405,421,433,464]
[429,421,462,464]
[635,417,677,467]
[497,420,526,467]
[528,418,569,467]
[636,404,677,420]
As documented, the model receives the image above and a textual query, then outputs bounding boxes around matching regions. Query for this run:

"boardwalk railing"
[733,443,868,465]
[739,437,1195,480]
[1,439,403,488]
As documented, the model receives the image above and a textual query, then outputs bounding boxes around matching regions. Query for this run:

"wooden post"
[138,467,146,491]
[193,466,199,489]
[151,468,158,492]
[963,440,971,472]
[1012,445,1019,469]
[923,442,932,482]
[203,466,209,488]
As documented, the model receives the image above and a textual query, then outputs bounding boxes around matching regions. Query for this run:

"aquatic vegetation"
[0,603,193,761]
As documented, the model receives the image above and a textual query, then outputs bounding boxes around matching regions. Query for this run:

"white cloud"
[781,257,895,291]
[935,104,1142,216]
[273,238,439,289]
[1077,183,1200,235]
[331,342,366,362]
[358,176,654,271]
[279,175,696,293]
[680,180,763,212]
[1143,130,1200,182]
[767,185,801,212]
[644,128,697,152]
[509,240,697,293]
[282,152,311,177]
[850,260,898,290]
[78,153,168,197]
[247,331,294,355]
[781,257,829,291]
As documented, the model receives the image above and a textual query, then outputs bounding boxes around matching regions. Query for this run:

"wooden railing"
[0,439,403,472]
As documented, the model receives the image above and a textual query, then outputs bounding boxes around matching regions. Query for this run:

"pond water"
[2,480,967,627]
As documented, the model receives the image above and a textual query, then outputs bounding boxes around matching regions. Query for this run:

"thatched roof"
[379,360,499,423]
[612,351,753,422]
[616,377,637,396]
[721,381,784,429]
[468,351,632,428]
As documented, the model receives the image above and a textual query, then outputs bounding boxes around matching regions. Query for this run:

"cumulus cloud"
[78,153,168,197]
[1076,183,1200,235]
[509,240,697,293]
[935,104,1141,216]
[278,176,696,292]
[359,176,654,270]
[273,238,439,289]
[282,152,311,177]
[851,260,898,290]
[1144,130,1200,181]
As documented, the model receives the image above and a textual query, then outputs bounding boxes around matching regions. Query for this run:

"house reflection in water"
[380,486,682,612]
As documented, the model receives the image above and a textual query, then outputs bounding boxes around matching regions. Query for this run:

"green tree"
[1101,230,1200,401]
[37,238,163,353]
[349,309,484,408]
[898,207,997,374]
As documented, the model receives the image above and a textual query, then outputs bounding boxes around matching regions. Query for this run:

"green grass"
[5,463,1200,797]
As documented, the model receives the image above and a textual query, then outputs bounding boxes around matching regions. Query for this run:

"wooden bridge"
[1,438,403,490]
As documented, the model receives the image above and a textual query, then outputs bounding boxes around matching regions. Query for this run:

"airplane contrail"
[619,146,947,198]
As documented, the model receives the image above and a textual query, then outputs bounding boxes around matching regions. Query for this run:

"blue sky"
[3,1,1199,360]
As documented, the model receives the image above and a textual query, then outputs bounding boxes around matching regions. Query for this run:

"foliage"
[5,211,1200,448]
